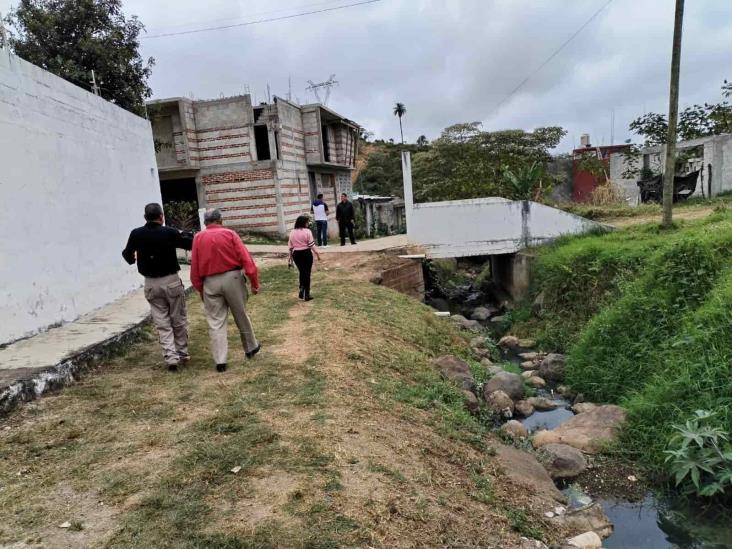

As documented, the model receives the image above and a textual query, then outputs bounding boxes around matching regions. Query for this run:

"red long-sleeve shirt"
[190,224,259,293]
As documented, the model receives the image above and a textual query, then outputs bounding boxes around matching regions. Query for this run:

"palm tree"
[393,102,406,144]
[416,135,429,148]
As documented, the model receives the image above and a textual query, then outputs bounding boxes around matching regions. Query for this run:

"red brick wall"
[202,169,280,232]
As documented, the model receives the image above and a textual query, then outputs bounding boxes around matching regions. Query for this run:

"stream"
[505,350,732,548]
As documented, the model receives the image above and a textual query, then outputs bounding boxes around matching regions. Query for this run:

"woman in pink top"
[288,215,321,301]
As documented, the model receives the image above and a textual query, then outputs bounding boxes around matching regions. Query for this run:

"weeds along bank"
[511,210,732,494]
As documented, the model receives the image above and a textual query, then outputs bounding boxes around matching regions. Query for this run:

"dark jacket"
[122,222,193,278]
[335,200,355,223]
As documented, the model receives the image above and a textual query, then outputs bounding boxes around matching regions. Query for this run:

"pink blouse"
[288,228,315,251]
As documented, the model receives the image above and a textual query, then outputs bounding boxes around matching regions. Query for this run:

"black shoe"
[304,296,314,302]
[168,363,179,372]
[216,363,227,372]
[246,344,261,359]
[298,288,304,300]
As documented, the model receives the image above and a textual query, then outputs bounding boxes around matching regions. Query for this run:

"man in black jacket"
[335,193,356,246]
[122,203,193,370]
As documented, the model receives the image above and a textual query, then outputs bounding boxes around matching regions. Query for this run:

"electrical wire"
[485,0,615,119]
[142,0,381,39]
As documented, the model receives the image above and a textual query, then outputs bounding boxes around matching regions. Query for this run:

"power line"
[143,0,381,39]
[486,0,615,119]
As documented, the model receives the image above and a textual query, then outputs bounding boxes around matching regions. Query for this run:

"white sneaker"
[323,245,329,248]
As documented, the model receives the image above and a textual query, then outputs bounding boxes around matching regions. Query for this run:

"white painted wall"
[0,49,161,345]
[401,152,604,258]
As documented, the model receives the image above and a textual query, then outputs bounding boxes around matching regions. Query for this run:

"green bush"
[665,410,732,498]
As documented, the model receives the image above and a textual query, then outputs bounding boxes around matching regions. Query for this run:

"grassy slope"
[513,210,732,473]
[0,264,556,548]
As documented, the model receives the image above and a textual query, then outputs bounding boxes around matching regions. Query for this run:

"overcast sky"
[4,0,731,152]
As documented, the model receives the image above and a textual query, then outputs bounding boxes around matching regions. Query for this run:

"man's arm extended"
[122,231,136,264]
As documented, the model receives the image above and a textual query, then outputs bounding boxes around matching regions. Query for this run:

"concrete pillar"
[401,151,414,236]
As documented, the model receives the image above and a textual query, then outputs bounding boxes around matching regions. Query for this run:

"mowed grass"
[0,262,555,548]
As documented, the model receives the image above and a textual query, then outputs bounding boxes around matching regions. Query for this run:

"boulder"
[537,353,567,382]
[517,338,536,348]
[519,352,540,361]
[539,443,587,480]
[486,390,514,418]
[519,538,548,549]
[528,397,559,411]
[487,365,504,377]
[431,356,475,391]
[495,445,566,503]
[470,306,495,321]
[572,403,598,414]
[490,315,507,325]
[498,335,519,348]
[527,376,547,389]
[449,314,468,325]
[501,419,528,439]
[566,531,602,549]
[557,385,574,398]
[555,503,613,539]
[461,390,480,415]
[520,360,537,370]
[484,371,525,401]
[470,336,487,349]
[515,400,535,417]
[461,319,484,332]
[532,405,627,453]
[480,357,494,367]
[521,370,536,379]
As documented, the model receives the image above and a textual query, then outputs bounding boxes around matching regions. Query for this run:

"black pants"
[339,221,356,246]
[292,249,313,296]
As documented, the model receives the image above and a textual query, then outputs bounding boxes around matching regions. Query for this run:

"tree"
[416,135,429,148]
[412,122,565,202]
[502,162,544,201]
[5,0,154,116]
[629,81,732,147]
[393,102,406,144]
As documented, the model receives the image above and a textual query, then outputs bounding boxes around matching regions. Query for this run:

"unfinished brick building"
[147,95,359,236]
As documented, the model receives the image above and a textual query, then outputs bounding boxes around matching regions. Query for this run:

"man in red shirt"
[191,209,260,372]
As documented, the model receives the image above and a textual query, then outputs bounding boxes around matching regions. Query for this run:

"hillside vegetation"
[512,210,732,491]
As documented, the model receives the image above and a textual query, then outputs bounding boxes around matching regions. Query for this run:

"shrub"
[665,410,732,498]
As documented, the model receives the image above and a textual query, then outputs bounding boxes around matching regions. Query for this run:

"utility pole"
[90,70,101,96]
[662,0,685,228]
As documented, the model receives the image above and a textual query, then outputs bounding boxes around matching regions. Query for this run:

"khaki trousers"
[144,274,188,366]
[202,270,258,365]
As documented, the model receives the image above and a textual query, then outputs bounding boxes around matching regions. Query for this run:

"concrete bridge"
[400,152,605,298]
[401,151,603,259]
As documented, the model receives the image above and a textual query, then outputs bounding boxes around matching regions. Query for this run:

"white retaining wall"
[0,49,161,345]
[401,152,603,258]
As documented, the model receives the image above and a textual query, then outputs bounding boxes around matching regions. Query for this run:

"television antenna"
[306,74,338,106]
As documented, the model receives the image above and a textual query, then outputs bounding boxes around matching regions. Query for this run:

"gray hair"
[204,208,222,225]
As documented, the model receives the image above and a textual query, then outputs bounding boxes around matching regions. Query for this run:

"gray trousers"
[144,274,188,366]
[202,270,258,365]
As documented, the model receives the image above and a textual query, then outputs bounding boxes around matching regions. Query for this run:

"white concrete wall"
[408,198,601,258]
[0,49,161,345]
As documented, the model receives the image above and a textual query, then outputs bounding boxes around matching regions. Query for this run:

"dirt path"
[0,261,562,548]
[604,206,715,228]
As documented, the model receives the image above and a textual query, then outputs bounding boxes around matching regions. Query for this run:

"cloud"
[3,0,730,152]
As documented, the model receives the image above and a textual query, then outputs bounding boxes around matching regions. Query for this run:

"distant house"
[571,134,631,202]
[610,134,732,204]
[354,195,406,237]
[147,95,359,236]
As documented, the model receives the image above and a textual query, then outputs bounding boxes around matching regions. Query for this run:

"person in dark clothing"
[288,215,321,301]
[122,203,193,371]
[335,193,356,246]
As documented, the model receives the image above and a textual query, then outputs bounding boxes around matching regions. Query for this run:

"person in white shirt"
[311,193,330,247]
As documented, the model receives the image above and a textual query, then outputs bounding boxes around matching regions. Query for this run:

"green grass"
[556,193,732,220]
[512,210,732,484]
